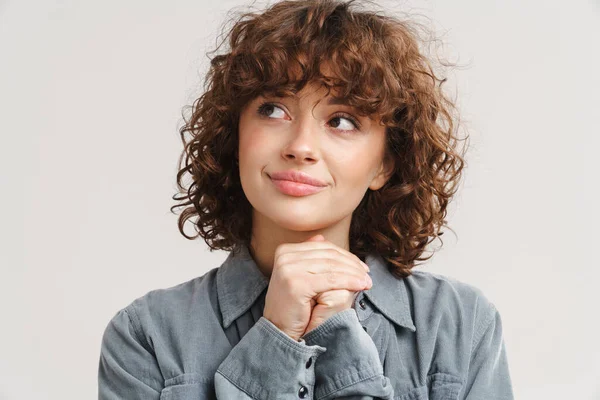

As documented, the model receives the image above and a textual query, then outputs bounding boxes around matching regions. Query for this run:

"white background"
[1,0,599,398]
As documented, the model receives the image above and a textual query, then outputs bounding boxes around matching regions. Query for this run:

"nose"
[281,117,321,164]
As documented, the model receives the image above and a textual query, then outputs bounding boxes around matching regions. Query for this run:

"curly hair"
[170,0,469,278]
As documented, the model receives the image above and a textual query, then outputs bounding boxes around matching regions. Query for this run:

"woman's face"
[237,82,393,233]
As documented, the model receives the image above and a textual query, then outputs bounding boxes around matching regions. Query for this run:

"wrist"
[263,315,302,341]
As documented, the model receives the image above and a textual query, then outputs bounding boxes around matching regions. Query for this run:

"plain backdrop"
[1,0,599,398]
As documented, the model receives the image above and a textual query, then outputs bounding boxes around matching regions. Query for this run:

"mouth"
[269,176,328,197]
[268,170,328,186]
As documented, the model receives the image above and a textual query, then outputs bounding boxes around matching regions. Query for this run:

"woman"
[98,0,514,399]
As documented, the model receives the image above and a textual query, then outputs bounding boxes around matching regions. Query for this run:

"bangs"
[222,1,407,125]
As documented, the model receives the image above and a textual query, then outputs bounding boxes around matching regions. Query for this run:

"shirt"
[98,244,514,399]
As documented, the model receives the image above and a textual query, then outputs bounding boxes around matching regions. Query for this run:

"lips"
[269,170,328,187]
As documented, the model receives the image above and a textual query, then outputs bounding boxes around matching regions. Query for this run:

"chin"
[272,215,324,231]
[265,209,332,232]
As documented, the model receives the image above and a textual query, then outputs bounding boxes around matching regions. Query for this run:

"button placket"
[300,354,317,398]
[298,385,308,398]
[359,299,367,309]
[354,293,373,319]
[354,294,374,335]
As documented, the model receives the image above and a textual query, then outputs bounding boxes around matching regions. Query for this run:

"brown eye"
[330,114,360,132]
[257,102,286,119]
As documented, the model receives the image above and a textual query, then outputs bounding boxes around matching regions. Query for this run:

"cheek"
[240,138,271,171]
[238,124,269,164]
[332,147,376,183]
[342,133,386,179]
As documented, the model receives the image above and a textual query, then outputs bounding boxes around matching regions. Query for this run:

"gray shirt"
[98,245,514,399]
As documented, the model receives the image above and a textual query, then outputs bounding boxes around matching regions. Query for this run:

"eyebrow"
[261,93,356,110]
[325,97,351,106]
[326,97,369,118]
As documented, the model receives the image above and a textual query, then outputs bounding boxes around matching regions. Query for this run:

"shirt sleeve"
[461,303,514,400]
[300,308,395,400]
[214,316,327,399]
[98,307,163,399]
[99,306,328,400]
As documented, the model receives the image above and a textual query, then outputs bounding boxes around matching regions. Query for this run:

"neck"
[248,209,352,279]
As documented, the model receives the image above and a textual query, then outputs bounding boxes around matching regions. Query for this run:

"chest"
[158,300,465,400]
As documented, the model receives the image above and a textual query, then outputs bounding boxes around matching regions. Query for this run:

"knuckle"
[358,275,367,287]
[278,263,292,279]
[326,270,337,285]
[324,258,335,274]
[276,252,290,266]
[274,243,289,258]
[325,248,339,257]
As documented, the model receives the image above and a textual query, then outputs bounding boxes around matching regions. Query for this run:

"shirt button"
[305,357,312,368]
[298,385,308,398]
[359,299,366,309]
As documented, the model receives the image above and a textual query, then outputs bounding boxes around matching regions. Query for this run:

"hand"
[302,235,371,337]
[262,234,372,341]
[303,289,361,336]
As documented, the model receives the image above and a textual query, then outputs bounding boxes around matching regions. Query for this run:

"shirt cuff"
[301,308,394,400]
[216,316,326,399]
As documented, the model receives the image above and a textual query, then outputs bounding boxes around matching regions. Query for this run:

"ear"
[369,152,395,191]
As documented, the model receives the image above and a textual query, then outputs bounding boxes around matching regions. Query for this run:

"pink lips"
[269,170,328,197]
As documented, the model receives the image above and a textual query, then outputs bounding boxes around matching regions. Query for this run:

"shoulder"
[131,267,218,316]
[99,267,232,386]
[104,267,220,340]
[404,270,500,340]
[407,269,495,305]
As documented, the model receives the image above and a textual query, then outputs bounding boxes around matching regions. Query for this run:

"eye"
[329,113,360,132]
[256,101,361,133]
[257,102,287,119]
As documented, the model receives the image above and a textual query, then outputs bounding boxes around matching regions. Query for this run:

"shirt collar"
[216,244,416,332]
[362,251,416,332]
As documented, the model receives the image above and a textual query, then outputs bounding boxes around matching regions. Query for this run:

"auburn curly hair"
[170,0,469,278]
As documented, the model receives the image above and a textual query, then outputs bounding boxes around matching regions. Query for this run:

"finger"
[302,258,369,283]
[281,248,368,276]
[299,259,371,294]
[275,236,368,268]
[276,247,371,271]
[306,269,369,294]
[273,256,362,286]
[305,234,325,242]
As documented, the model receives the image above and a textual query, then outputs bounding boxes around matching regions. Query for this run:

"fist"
[302,235,371,336]
[262,234,371,341]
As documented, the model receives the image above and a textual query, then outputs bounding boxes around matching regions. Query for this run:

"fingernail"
[363,262,370,271]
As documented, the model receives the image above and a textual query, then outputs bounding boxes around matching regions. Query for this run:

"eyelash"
[256,101,361,132]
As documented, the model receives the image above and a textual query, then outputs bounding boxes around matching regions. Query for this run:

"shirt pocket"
[395,372,463,400]
[159,373,216,400]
